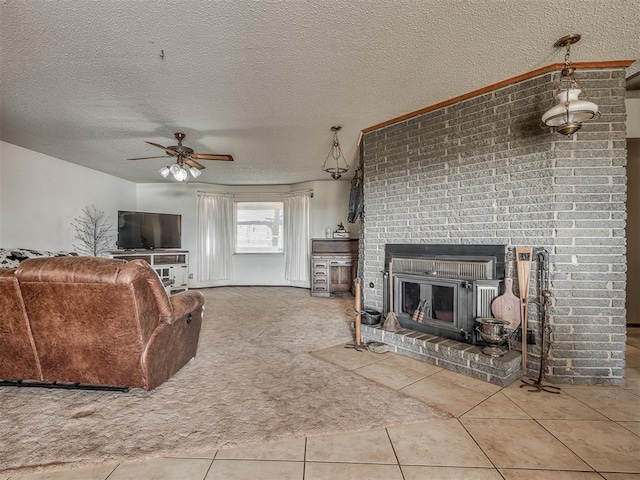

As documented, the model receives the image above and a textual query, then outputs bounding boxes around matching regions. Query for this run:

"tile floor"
[6,329,640,480]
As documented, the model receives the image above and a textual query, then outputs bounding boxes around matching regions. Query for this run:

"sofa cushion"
[0,248,77,269]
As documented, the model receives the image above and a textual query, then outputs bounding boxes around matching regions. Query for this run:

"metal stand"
[344,340,368,351]
[482,345,507,357]
[520,249,561,394]
[346,278,368,351]
[0,379,130,392]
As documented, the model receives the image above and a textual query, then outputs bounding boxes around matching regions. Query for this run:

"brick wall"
[361,68,627,385]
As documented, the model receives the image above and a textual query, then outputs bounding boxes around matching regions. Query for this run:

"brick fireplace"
[359,66,628,385]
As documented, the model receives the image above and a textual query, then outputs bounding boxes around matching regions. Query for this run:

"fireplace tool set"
[487,247,560,392]
[520,249,561,394]
[516,247,533,370]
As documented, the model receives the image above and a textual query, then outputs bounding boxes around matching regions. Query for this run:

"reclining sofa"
[0,256,204,391]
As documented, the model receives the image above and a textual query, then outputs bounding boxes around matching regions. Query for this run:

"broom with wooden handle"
[382,259,401,331]
[516,247,533,371]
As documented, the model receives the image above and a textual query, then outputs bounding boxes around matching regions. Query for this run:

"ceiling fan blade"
[185,158,205,170]
[127,155,171,161]
[145,141,178,157]
[191,153,234,162]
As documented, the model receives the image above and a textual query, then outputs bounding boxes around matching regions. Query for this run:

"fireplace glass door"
[400,279,456,324]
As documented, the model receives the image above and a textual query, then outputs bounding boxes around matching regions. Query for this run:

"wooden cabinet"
[310,239,358,297]
[109,250,189,295]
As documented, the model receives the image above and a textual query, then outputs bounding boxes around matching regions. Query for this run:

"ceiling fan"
[128,132,233,181]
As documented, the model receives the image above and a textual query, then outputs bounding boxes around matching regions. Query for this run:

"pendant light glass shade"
[173,166,188,182]
[542,89,598,126]
[159,166,171,178]
[541,34,599,137]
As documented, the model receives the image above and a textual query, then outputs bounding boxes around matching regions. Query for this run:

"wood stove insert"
[383,244,506,344]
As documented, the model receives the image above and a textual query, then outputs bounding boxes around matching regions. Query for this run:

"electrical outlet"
[188,273,193,279]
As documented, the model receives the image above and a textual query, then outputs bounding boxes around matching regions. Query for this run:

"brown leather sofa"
[0,256,204,391]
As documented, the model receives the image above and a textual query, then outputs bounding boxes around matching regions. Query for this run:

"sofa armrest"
[168,290,205,324]
[141,293,204,390]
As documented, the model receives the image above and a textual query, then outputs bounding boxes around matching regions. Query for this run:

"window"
[235,201,284,254]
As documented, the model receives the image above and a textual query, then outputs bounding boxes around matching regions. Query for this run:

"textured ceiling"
[1,0,639,185]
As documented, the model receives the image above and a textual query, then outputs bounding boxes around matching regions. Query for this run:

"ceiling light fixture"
[159,160,200,182]
[322,125,350,180]
[541,34,600,137]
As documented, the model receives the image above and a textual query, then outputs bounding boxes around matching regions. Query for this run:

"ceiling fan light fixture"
[130,133,232,182]
[321,125,350,180]
[173,166,188,182]
[190,166,202,178]
[169,163,182,176]
[541,34,600,137]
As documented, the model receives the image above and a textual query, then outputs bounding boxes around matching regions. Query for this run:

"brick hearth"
[362,325,522,386]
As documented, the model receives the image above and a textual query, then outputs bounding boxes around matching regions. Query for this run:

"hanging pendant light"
[322,125,350,180]
[542,34,600,136]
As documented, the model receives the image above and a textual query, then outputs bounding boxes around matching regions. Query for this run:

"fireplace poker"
[516,247,533,371]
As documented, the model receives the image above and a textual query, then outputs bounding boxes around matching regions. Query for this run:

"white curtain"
[197,194,233,281]
[285,193,310,282]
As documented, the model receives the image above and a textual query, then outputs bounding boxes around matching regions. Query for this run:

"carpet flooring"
[0,287,449,476]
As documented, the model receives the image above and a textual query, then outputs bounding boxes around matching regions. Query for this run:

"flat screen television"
[117,211,182,250]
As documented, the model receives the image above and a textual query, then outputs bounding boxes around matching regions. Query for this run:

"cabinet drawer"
[113,254,152,263]
[313,285,327,292]
[329,260,352,267]
[314,270,327,277]
[314,277,327,285]
[313,261,328,269]
[155,254,187,265]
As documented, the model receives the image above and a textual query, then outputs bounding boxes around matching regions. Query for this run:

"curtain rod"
[197,189,313,198]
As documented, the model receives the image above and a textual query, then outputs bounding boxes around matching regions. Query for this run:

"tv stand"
[108,250,189,295]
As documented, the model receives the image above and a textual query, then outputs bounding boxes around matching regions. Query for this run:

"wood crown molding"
[360,60,635,139]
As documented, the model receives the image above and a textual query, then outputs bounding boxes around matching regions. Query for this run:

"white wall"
[0,141,358,287]
[136,180,358,288]
[0,141,136,251]
[304,180,360,239]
